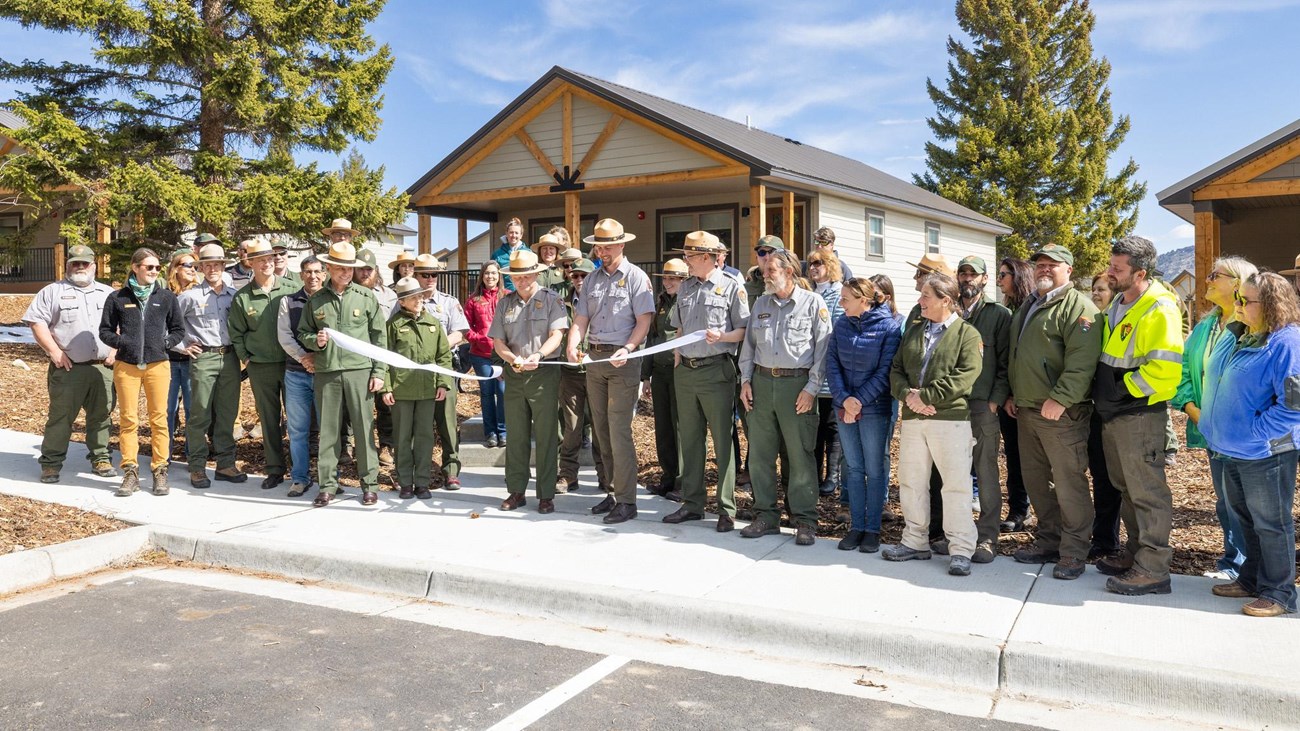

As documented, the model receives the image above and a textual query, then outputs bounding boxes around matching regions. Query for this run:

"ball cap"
[1031,244,1075,266]
[66,244,96,264]
[958,256,987,274]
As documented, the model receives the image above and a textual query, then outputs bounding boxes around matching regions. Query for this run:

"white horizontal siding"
[445,136,557,194]
[583,118,722,180]
[523,102,563,164]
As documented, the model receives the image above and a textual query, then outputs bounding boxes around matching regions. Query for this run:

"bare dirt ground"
[4,293,1297,579]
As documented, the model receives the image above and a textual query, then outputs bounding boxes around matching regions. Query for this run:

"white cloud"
[1168,223,1195,240]
[781,13,937,48]
[542,0,635,29]
[1093,0,1300,52]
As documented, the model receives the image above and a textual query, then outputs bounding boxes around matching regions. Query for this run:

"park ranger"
[533,231,568,294]
[383,276,452,501]
[229,239,299,490]
[490,249,569,514]
[297,239,387,507]
[661,232,750,532]
[738,248,832,546]
[413,253,469,489]
[557,257,606,493]
[176,243,246,489]
[23,244,118,483]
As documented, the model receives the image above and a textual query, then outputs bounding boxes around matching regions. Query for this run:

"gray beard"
[68,271,93,287]
[1035,276,1055,293]
[960,284,981,301]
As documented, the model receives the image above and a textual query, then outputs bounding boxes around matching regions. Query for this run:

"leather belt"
[198,344,232,354]
[680,354,725,369]
[756,365,809,378]
[588,343,623,352]
[72,359,106,366]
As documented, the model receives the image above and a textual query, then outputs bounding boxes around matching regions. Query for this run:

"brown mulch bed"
[4,293,1298,579]
[0,493,128,554]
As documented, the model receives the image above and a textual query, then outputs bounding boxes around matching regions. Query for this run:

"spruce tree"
[915,0,1145,275]
[0,0,407,268]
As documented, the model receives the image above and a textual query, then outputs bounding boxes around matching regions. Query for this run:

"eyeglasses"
[1235,290,1261,307]
[569,273,587,280]
[1207,271,1235,282]
[997,271,1011,279]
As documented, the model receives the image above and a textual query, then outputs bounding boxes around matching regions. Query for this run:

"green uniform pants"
[392,398,435,488]
[676,357,738,517]
[316,369,379,493]
[1018,404,1095,561]
[247,361,287,476]
[558,366,605,486]
[1102,409,1174,579]
[434,388,460,478]
[650,358,680,490]
[187,350,241,472]
[40,362,114,469]
[747,370,819,526]
[503,366,560,498]
[586,359,641,504]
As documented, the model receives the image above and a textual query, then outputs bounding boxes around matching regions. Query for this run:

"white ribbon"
[322,327,503,381]
[535,329,711,366]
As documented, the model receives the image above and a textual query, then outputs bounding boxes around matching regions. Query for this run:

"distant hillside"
[1158,245,1194,279]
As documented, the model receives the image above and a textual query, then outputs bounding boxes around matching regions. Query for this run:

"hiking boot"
[287,482,310,498]
[971,541,996,563]
[40,467,60,484]
[1096,550,1135,576]
[1013,544,1059,564]
[214,467,247,483]
[794,523,816,546]
[92,461,118,478]
[1053,557,1085,580]
[930,538,951,556]
[999,512,1027,533]
[151,466,169,495]
[859,531,880,553]
[882,544,932,562]
[378,445,395,468]
[1242,598,1289,617]
[1105,568,1171,596]
[114,466,139,497]
[740,517,781,538]
[838,530,866,551]
[190,470,211,489]
[949,555,972,576]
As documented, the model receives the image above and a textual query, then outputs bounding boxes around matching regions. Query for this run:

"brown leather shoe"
[1105,568,1171,596]
[644,482,675,498]
[214,467,247,483]
[415,486,433,500]
[313,491,333,507]
[537,498,555,514]
[1212,581,1254,598]
[361,491,378,506]
[398,485,415,499]
[716,513,734,533]
[501,493,527,511]
[662,506,703,524]
[40,467,60,484]
[1053,557,1085,580]
[795,523,816,546]
[740,517,781,538]
[590,495,615,515]
[1096,550,1135,576]
[190,470,211,489]
[1242,598,1289,617]
[602,502,637,524]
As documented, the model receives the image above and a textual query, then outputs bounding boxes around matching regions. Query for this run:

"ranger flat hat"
[197,243,237,265]
[387,250,417,270]
[392,276,431,300]
[559,247,584,263]
[673,230,727,255]
[652,258,690,278]
[66,244,96,265]
[755,234,785,252]
[320,241,363,268]
[322,218,360,237]
[243,239,275,259]
[583,218,636,245]
[1279,254,1300,275]
[506,249,550,276]
[908,253,955,277]
[412,253,445,272]
[532,232,565,254]
[1031,244,1075,266]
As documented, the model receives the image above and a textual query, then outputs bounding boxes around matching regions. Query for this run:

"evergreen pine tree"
[915,0,1145,275]
[0,0,407,268]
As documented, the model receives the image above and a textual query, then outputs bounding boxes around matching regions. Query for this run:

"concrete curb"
[0,525,152,595]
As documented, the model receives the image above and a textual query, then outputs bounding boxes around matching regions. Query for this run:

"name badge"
[124,303,137,309]
[757,312,771,320]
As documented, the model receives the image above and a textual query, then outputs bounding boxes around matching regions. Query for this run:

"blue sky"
[3,0,1300,253]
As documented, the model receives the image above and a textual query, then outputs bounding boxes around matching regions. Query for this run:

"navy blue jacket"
[826,303,902,413]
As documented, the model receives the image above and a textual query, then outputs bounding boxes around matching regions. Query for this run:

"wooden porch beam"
[1193,209,1221,318]
[1193,177,1300,201]
[515,130,559,178]
[1206,135,1300,187]
[457,218,469,295]
[565,192,580,249]
[748,182,766,271]
[562,91,573,170]
[782,190,795,256]
[577,114,623,173]
[422,165,749,206]
[417,213,431,255]
[0,138,15,156]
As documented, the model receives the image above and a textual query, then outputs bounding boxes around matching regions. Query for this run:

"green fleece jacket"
[890,317,983,420]
[962,296,1012,405]
[385,308,452,400]
[1008,285,1101,408]
[296,282,387,378]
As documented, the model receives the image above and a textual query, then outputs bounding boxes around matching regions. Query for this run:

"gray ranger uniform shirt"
[488,288,569,360]
[175,280,235,347]
[670,269,749,358]
[739,286,832,396]
[23,278,115,362]
[575,258,655,346]
[424,290,470,336]
[372,282,399,318]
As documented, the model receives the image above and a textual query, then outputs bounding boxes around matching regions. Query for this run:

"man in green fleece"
[1005,244,1102,577]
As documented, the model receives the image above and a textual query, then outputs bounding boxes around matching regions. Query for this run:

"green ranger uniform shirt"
[1008,284,1101,408]
[670,269,750,358]
[739,286,832,395]
[385,308,452,400]
[423,290,470,336]
[643,292,679,377]
[175,281,235,347]
[279,270,301,285]
[488,288,569,360]
[538,266,568,295]
[297,282,388,378]
[23,278,115,362]
[229,275,300,363]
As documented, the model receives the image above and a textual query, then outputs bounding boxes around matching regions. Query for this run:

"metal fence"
[0,246,56,282]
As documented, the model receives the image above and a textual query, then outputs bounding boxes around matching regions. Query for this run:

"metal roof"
[408,66,1010,235]
[0,108,25,130]
[1157,117,1300,223]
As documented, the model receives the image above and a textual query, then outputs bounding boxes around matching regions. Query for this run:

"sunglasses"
[273,251,288,258]
[416,273,437,279]
[1235,290,1261,307]
[139,264,161,271]
[756,249,773,257]
[997,271,1011,279]
[177,262,196,269]
[808,261,826,267]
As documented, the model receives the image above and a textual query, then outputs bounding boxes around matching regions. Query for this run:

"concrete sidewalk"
[0,427,1295,729]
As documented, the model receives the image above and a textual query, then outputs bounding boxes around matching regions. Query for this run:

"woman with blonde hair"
[807,248,846,497]
[165,249,200,461]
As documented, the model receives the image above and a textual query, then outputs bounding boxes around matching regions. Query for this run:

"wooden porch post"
[457,218,469,298]
[747,182,766,270]
[417,213,431,255]
[782,190,796,258]
[95,215,111,278]
[54,242,65,281]
[1193,206,1222,318]
[565,192,580,248]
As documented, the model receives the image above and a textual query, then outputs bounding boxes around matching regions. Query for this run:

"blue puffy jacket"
[1201,323,1300,460]
[826,303,902,414]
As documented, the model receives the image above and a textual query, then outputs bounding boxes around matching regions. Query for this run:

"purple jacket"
[826,303,902,413]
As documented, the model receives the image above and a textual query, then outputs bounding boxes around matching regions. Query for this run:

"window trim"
[654,203,740,261]
[527,214,598,246]
[924,221,941,255]
[864,208,885,261]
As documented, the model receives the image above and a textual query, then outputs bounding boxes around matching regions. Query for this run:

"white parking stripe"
[485,654,630,731]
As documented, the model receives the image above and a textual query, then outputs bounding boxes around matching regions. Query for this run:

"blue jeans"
[167,359,191,458]
[1217,450,1298,612]
[1208,456,1248,578]
[470,353,505,439]
[283,369,315,485]
[840,410,891,533]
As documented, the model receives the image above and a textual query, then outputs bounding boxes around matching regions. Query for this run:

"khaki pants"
[1102,409,1174,579]
[1018,404,1095,560]
[586,358,642,504]
[558,366,605,486]
[898,419,978,557]
[114,360,170,471]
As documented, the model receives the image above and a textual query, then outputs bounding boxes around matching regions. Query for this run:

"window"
[528,215,596,247]
[0,213,19,239]
[865,208,884,259]
[658,206,736,259]
[925,221,940,254]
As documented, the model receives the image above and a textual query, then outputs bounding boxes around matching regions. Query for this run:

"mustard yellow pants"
[114,360,171,471]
